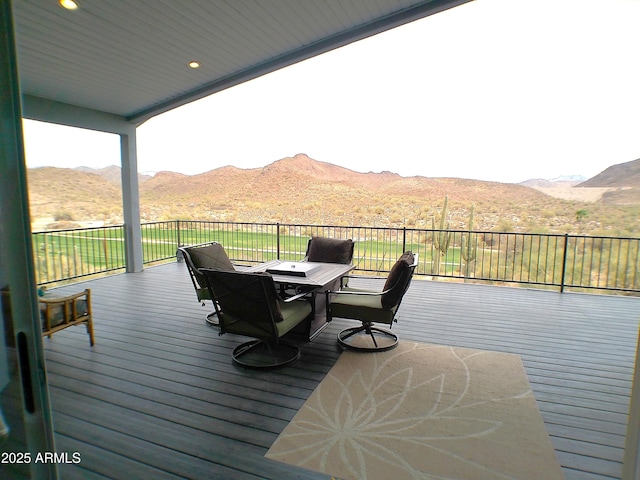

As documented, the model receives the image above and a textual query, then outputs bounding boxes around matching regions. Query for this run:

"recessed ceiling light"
[59,0,79,10]
[188,61,201,69]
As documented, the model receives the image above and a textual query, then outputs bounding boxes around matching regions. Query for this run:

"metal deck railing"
[33,220,640,294]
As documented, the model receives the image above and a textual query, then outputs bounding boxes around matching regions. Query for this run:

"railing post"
[560,233,569,293]
[402,227,406,253]
[276,222,281,260]
[176,219,181,248]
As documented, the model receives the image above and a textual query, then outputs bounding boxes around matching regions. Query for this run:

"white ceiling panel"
[11,0,470,125]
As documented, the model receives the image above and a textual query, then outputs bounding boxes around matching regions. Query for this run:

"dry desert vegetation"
[28,154,640,237]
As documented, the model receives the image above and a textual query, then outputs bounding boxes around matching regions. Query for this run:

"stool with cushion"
[40,288,94,346]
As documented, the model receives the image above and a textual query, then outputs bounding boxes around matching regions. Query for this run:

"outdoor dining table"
[243,259,354,341]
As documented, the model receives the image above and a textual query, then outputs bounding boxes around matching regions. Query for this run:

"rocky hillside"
[27,154,640,235]
[136,154,553,229]
[28,167,122,225]
[577,159,640,187]
[575,158,640,206]
[76,165,152,185]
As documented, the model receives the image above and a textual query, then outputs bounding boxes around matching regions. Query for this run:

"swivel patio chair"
[326,252,418,352]
[178,242,235,326]
[298,236,355,289]
[278,236,355,300]
[202,269,313,369]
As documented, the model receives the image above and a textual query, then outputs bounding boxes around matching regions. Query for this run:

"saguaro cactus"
[431,196,452,275]
[461,203,477,278]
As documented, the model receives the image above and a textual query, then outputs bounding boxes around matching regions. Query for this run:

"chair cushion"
[306,237,353,264]
[221,297,311,338]
[187,243,235,272]
[219,272,284,323]
[330,289,395,325]
[40,298,88,329]
[276,299,313,336]
[185,244,235,297]
[381,252,415,309]
[195,286,212,302]
[209,270,313,340]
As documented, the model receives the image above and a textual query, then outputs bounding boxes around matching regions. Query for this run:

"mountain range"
[577,159,640,187]
[27,154,640,235]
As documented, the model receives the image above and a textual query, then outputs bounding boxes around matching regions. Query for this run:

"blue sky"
[22,0,640,184]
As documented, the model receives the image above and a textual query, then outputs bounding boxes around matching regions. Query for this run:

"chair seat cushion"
[221,298,311,338]
[330,289,395,325]
[196,286,211,302]
[276,300,313,336]
[40,298,88,329]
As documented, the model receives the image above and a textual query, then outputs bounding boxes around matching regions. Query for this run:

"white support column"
[22,97,145,274]
[120,128,144,273]
[623,327,640,480]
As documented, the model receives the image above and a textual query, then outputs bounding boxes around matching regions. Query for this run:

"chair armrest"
[39,289,90,305]
[282,290,314,303]
[337,273,384,288]
[339,274,386,280]
[326,287,390,298]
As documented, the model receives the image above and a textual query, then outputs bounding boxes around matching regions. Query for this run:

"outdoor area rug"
[266,341,564,480]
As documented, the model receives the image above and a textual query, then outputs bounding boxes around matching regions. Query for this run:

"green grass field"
[32,222,640,293]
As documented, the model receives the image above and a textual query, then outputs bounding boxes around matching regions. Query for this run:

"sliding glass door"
[1,1,57,478]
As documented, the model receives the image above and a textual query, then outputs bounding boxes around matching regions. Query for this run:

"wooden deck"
[42,261,640,480]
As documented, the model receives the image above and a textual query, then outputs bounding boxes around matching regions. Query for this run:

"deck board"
[42,261,640,480]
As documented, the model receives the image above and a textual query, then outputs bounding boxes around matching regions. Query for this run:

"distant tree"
[576,209,588,222]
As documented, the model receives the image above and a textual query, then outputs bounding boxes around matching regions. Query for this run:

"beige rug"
[266,341,564,480]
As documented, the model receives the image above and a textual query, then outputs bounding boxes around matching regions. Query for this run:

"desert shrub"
[495,219,514,233]
[54,210,74,221]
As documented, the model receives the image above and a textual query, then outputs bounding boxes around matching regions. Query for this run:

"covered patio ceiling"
[13,0,470,127]
[3,3,640,478]
[8,0,471,275]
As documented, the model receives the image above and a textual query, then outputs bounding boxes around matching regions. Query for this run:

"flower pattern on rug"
[266,342,560,480]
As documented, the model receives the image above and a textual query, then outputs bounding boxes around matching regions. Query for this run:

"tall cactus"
[431,196,452,275]
[461,203,477,278]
